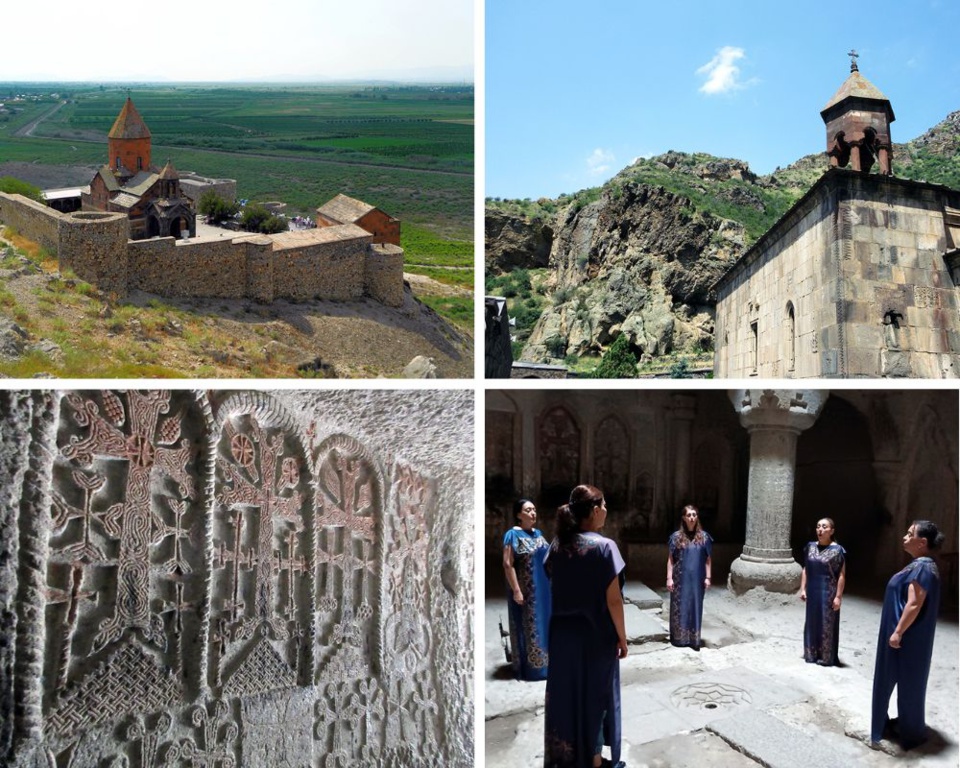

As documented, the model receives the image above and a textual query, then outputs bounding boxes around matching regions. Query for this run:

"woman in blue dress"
[799,518,846,665]
[543,485,628,768]
[666,505,712,650]
[503,498,552,680]
[871,520,943,750]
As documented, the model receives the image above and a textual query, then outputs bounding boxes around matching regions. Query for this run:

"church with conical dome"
[713,56,960,379]
[81,97,197,239]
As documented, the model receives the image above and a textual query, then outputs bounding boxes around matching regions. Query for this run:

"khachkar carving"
[310,432,384,765]
[45,390,203,742]
[378,463,441,765]
[211,394,313,699]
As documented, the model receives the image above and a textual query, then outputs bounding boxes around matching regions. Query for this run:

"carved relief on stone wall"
[45,390,206,744]
[538,406,580,501]
[210,393,314,699]
[594,415,629,508]
[4,389,473,768]
[378,463,441,765]
[485,411,514,485]
[311,434,382,686]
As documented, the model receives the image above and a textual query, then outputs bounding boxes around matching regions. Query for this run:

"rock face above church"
[487,155,751,365]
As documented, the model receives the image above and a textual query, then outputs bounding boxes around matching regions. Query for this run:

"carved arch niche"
[594,414,629,510]
[209,393,315,697]
[538,405,580,511]
[45,390,208,745]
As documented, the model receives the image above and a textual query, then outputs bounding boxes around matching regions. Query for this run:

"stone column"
[729,389,828,594]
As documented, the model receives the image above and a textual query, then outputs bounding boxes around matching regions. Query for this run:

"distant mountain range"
[485,111,960,372]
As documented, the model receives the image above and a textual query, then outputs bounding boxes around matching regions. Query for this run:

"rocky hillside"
[487,111,960,369]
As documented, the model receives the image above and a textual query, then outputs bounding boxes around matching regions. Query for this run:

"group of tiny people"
[502,487,945,768]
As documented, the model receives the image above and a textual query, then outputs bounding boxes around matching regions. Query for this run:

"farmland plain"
[0,83,474,377]
[0,83,473,289]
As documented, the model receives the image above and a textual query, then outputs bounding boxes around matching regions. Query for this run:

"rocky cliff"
[487,111,960,367]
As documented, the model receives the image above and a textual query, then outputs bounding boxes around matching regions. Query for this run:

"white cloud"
[697,46,749,95]
[587,148,615,177]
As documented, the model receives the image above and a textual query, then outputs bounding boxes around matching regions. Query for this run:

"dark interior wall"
[794,395,879,586]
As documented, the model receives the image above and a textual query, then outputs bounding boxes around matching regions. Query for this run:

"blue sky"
[485,0,960,199]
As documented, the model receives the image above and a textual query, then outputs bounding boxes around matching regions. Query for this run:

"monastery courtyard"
[484,583,959,768]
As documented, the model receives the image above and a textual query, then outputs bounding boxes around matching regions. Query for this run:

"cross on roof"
[848,49,859,72]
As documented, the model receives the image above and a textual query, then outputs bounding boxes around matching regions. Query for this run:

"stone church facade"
[1,389,473,767]
[714,62,960,378]
[485,388,957,606]
[81,98,198,241]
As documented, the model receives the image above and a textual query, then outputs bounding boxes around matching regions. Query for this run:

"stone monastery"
[0,99,404,306]
[713,56,960,378]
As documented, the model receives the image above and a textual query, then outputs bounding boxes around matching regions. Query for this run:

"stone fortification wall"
[1,193,404,306]
[365,243,404,307]
[271,227,372,302]
[58,212,130,296]
[0,193,63,253]
[128,235,252,298]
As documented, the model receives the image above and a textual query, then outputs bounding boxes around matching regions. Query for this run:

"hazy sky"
[486,0,960,199]
[3,0,474,82]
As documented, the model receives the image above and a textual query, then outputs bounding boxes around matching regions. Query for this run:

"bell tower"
[820,51,895,175]
[107,96,152,179]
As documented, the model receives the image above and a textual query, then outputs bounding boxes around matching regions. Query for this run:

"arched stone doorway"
[794,395,878,586]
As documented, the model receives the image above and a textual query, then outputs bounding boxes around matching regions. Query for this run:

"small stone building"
[317,193,400,245]
[81,97,197,240]
[713,60,960,378]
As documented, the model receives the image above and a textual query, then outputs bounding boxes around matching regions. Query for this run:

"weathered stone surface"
[513,182,738,363]
[0,320,28,359]
[485,209,553,274]
[403,355,439,378]
[1,389,474,767]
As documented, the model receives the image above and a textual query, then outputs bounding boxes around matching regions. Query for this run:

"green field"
[0,84,474,259]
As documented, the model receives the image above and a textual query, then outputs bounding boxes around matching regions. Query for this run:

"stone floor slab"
[623,580,662,610]
[624,603,668,644]
[708,709,866,768]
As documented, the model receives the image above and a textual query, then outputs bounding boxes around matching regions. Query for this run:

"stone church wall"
[0,389,474,768]
[714,170,960,378]
[838,174,960,377]
[714,187,835,378]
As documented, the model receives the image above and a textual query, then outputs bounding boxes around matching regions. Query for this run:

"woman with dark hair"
[503,498,551,680]
[799,517,846,665]
[666,505,712,650]
[871,520,944,749]
[544,485,627,768]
